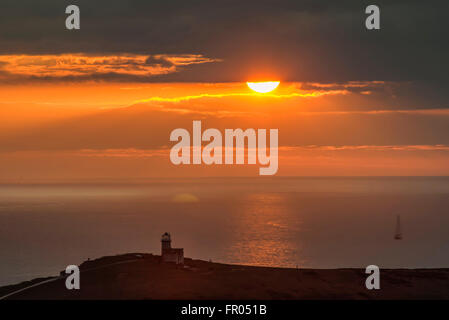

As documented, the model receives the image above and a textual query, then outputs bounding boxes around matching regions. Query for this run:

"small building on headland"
[161,232,184,264]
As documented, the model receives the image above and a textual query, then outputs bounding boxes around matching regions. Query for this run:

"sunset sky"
[1,0,448,181]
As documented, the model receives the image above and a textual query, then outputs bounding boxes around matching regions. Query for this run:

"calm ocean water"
[1,177,449,286]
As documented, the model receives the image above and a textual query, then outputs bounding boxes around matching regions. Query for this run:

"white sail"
[394,215,402,240]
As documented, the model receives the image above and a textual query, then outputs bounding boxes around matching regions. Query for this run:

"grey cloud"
[145,56,174,68]
[0,0,447,84]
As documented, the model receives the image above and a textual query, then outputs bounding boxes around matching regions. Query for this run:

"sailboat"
[394,214,403,240]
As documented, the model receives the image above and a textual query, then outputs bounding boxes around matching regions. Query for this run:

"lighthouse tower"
[161,232,172,254]
[160,232,184,264]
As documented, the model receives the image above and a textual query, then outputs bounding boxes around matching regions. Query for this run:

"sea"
[1,177,449,286]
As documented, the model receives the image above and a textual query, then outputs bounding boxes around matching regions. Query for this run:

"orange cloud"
[75,148,169,158]
[1,144,449,182]
[294,109,449,116]
[279,145,449,152]
[302,81,385,88]
[134,89,349,104]
[0,54,220,78]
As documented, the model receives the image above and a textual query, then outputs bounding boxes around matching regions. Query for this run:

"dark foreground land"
[1,253,449,300]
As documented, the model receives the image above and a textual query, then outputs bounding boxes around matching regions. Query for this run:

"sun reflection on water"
[224,193,305,268]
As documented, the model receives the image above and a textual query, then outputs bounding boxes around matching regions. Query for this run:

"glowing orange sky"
[0,80,449,182]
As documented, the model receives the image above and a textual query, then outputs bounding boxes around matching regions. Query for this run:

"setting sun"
[247,81,280,93]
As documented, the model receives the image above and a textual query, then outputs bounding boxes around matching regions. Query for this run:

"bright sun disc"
[247,81,280,93]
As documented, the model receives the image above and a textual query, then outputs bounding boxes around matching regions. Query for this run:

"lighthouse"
[161,232,184,264]
[161,232,172,254]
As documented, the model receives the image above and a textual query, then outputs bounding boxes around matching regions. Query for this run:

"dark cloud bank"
[0,0,448,84]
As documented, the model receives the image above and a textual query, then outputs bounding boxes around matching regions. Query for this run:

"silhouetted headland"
[1,253,449,300]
